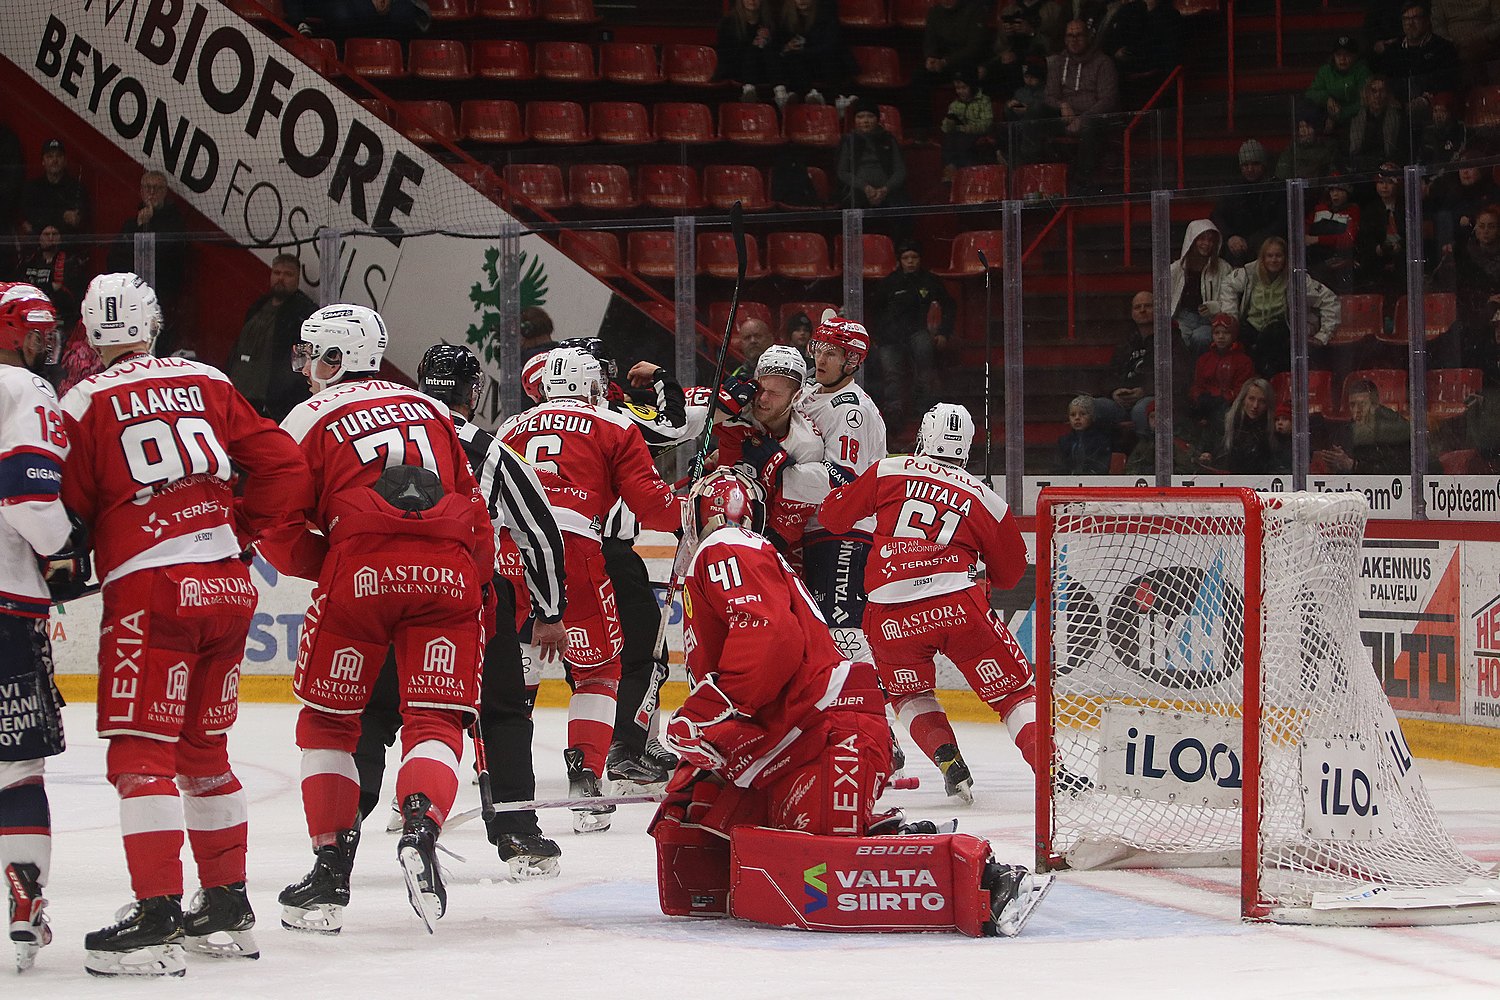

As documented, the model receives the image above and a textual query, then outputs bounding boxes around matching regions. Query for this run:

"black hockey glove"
[739,433,792,494]
[716,375,757,418]
[42,511,92,604]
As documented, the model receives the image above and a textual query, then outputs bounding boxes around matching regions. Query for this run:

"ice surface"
[20,704,1500,997]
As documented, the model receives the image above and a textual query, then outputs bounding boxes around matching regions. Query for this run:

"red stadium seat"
[628,231,679,279]
[542,0,601,23]
[345,38,405,78]
[1013,162,1068,199]
[1465,85,1500,127]
[477,0,535,18]
[773,166,829,209]
[767,232,840,280]
[474,40,534,80]
[279,36,338,77]
[698,232,769,279]
[226,0,281,18]
[1328,293,1383,346]
[951,164,1008,205]
[838,0,889,28]
[1341,369,1409,417]
[449,162,498,196]
[601,42,662,85]
[851,47,905,87]
[781,301,838,329]
[710,301,775,338]
[409,39,472,80]
[569,164,638,210]
[356,98,395,125]
[784,103,841,147]
[460,100,525,142]
[653,102,715,143]
[890,0,935,29]
[1438,448,1484,474]
[503,164,568,211]
[663,44,719,86]
[427,0,474,20]
[562,230,623,279]
[525,101,590,143]
[1386,293,1458,343]
[877,104,906,144]
[396,101,458,145]
[639,165,706,211]
[590,102,653,144]
[703,165,771,211]
[835,233,898,278]
[1428,368,1482,422]
[931,230,1004,278]
[1271,370,1334,416]
[719,102,786,145]
[536,41,598,82]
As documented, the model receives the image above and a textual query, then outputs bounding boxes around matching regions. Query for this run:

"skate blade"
[279,903,343,935]
[948,781,975,806]
[385,809,405,834]
[996,874,1055,938]
[184,928,260,960]
[84,943,187,977]
[15,935,48,973]
[506,855,562,881]
[607,777,667,798]
[571,808,614,834]
[400,846,445,934]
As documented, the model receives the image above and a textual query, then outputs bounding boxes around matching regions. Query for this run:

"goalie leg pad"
[728,826,1002,936]
[652,814,732,917]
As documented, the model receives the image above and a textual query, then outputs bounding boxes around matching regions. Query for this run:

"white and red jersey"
[61,354,312,585]
[716,411,828,551]
[269,378,492,579]
[798,380,886,536]
[0,365,71,616]
[820,455,1027,604]
[500,397,681,542]
[682,524,853,787]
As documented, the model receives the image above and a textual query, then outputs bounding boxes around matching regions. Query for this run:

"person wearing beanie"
[836,98,906,209]
[870,240,955,434]
[1304,35,1371,133]
[1276,109,1341,180]
[939,68,995,180]
[982,1,1059,99]
[519,306,557,364]
[1418,92,1466,164]
[1210,138,1287,267]
[1355,163,1408,296]
[1189,313,1256,427]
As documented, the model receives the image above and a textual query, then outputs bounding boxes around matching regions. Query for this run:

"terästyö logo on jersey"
[803,863,828,914]
[467,247,549,368]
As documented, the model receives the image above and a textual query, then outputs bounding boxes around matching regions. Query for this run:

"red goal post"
[1034,487,1500,925]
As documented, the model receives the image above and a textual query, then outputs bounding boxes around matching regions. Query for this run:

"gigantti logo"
[803,863,828,914]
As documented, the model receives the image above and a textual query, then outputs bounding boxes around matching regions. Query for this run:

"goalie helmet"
[754,344,807,386]
[0,282,60,367]
[684,468,765,550]
[521,351,550,403]
[417,343,488,413]
[82,272,161,350]
[915,402,975,464]
[541,346,605,403]
[810,316,869,369]
[294,304,388,390]
[558,336,618,380]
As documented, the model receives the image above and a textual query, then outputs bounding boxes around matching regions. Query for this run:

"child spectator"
[1169,219,1232,352]
[1124,401,1198,475]
[1356,163,1408,297]
[1306,179,1360,292]
[1200,377,1277,474]
[1276,110,1341,181]
[716,0,779,102]
[1272,401,1294,472]
[1057,395,1113,474]
[1305,36,1371,135]
[940,69,995,180]
[1189,314,1256,427]
[772,0,856,109]
[1003,57,1051,163]
[1418,95,1466,164]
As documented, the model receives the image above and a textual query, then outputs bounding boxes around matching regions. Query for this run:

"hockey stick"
[977,248,994,482]
[445,792,665,830]
[651,201,747,655]
[471,720,496,826]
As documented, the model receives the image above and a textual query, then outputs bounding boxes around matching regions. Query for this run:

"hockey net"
[1035,488,1500,925]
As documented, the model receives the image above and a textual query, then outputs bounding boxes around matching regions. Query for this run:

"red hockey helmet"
[0,282,60,366]
[810,316,869,369]
[521,350,550,403]
[684,468,765,544]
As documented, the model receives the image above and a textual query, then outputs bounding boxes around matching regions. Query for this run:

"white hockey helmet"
[82,272,162,350]
[915,402,975,464]
[754,344,807,386]
[294,304,388,389]
[541,346,605,402]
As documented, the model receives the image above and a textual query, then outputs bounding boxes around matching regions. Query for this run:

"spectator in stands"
[1356,163,1409,296]
[225,253,318,422]
[1043,20,1120,193]
[1199,377,1277,474]
[1431,0,1500,82]
[1003,57,1052,162]
[772,0,856,109]
[1365,0,1409,58]
[19,139,86,238]
[1315,378,1411,474]
[1418,94,1466,164]
[782,310,815,364]
[1305,179,1360,293]
[716,0,779,102]
[1218,236,1341,377]
[1454,206,1500,357]
[301,0,431,37]
[1056,394,1112,474]
[520,306,558,364]
[1348,76,1409,170]
[939,69,995,181]
[917,0,992,133]
[1169,219,1231,353]
[14,223,85,326]
[836,99,907,209]
[871,240,954,434]
[729,316,775,380]
[1276,109,1341,181]
[106,170,188,312]
[1375,3,1461,123]
[981,2,1059,100]
[1092,290,1157,436]
[1211,139,1287,267]
[1271,401,1294,471]
[1189,314,1255,428]
[1098,0,1184,108]
[1430,163,1500,256]
[1305,36,1371,136]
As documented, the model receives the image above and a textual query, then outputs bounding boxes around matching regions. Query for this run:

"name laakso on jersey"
[323,399,440,443]
[109,385,206,420]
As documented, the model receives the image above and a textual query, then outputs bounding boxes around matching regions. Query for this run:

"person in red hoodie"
[1188,313,1256,428]
[1306,178,1361,292]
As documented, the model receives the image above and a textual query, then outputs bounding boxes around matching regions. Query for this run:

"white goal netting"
[1037,489,1500,924]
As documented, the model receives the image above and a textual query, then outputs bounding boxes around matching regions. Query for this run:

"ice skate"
[7,862,51,973]
[83,895,186,978]
[889,736,907,782]
[279,828,358,935]
[644,737,679,774]
[981,863,1053,938]
[384,793,404,833]
[605,741,671,795]
[493,831,562,881]
[398,794,446,933]
[183,882,259,959]
[564,746,614,834]
[934,743,975,805]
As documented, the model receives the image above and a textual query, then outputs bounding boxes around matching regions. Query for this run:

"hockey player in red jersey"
[263,305,494,934]
[821,403,1043,806]
[653,469,1041,937]
[500,347,682,832]
[0,284,76,973]
[61,274,315,975]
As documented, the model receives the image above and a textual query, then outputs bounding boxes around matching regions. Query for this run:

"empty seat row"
[337,38,719,85]
[1324,293,1457,346]
[491,163,827,213]
[949,163,1070,204]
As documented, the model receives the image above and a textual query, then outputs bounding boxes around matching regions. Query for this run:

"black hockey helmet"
[558,336,618,380]
[417,343,488,413]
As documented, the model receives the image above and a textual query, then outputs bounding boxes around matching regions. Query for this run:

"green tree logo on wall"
[466,246,549,366]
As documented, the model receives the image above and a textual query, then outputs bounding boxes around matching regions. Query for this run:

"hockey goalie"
[651,470,1047,937]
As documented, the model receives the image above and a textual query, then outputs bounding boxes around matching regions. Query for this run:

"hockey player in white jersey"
[0,284,76,973]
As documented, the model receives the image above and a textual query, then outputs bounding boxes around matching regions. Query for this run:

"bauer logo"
[803,863,829,914]
[1097,705,1242,809]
